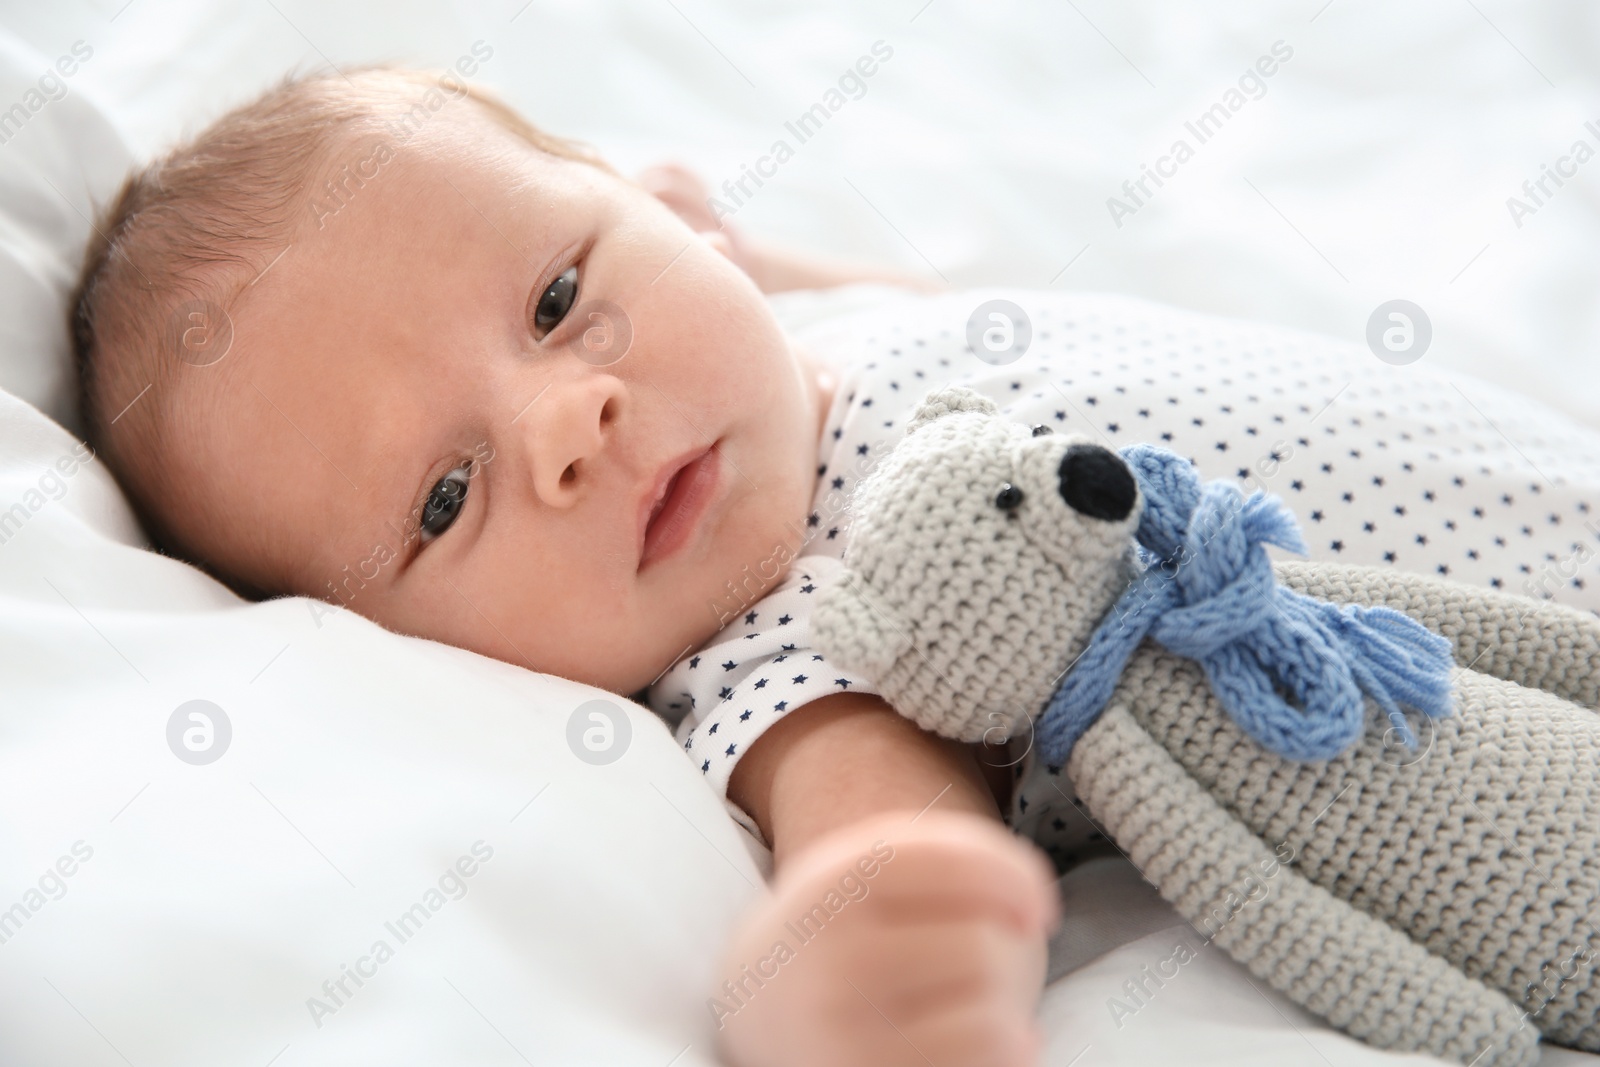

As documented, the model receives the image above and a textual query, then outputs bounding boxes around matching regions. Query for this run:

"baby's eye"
[532,265,579,338]
[419,467,470,543]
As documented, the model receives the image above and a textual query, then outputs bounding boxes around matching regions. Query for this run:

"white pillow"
[0,31,755,1066]
[0,391,758,1066]
[0,30,135,436]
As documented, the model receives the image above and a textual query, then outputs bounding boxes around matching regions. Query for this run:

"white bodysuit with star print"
[645,286,1600,868]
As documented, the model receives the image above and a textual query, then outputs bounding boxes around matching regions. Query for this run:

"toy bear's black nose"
[1058,444,1137,522]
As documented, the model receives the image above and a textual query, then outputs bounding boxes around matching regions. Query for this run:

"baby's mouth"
[637,440,723,572]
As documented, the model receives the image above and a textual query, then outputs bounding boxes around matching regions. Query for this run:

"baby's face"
[184,115,824,695]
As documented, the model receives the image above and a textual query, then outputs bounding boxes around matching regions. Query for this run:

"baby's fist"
[714,810,1059,1067]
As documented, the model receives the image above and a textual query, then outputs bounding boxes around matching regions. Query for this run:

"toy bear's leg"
[1275,559,1600,710]
[1068,703,1541,1067]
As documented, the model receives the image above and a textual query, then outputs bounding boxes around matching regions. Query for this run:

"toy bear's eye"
[994,483,1025,511]
[1030,424,1053,437]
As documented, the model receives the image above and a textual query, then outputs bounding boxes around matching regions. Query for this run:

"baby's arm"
[715,691,1058,1067]
[730,690,1004,865]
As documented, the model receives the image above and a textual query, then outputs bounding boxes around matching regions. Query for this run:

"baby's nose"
[1058,444,1137,522]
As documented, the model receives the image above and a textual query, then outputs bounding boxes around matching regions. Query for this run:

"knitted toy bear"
[810,384,1600,1067]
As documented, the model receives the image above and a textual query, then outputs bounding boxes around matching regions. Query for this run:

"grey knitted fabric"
[812,383,1144,744]
[1069,703,1539,1067]
[1275,560,1600,712]
[811,385,1600,1067]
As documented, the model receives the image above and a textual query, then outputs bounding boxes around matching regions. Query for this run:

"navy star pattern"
[642,554,881,808]
[643,291,1600,864]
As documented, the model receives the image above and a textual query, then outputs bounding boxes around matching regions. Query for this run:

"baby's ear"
[905,385,999,436]
[811,569,913,680]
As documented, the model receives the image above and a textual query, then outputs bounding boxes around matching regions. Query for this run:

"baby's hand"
[713,810,1059,1067]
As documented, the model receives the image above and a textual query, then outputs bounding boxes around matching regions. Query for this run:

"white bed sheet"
[2,3,1598,1065]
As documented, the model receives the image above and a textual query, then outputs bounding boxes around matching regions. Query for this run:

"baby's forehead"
[311,119,554,228]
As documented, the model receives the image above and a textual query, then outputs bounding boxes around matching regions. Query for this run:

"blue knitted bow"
[1035,444,1456,768]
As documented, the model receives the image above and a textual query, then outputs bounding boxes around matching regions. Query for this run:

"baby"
[71,67,1060,1067]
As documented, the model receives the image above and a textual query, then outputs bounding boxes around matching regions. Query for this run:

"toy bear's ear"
[811,569,914,680]
[904,385,999,436]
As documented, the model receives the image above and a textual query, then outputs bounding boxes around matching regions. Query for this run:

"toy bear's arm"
[1067,702,1539,1067]
[1275,559,1600,710]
